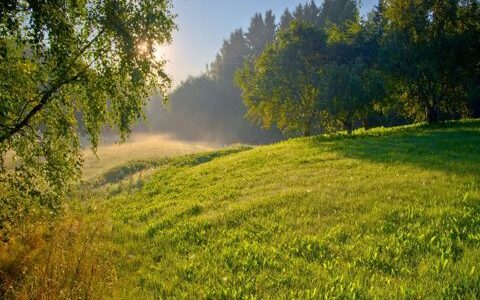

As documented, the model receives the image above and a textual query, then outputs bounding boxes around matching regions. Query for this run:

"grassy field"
[8,120,480,299]
[74,119,480,299]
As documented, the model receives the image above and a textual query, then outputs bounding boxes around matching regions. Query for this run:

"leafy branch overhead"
[0,0,175,143]
[0,0,176,227]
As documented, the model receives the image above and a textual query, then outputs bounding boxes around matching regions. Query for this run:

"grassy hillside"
[23,121,462,299]
[89,120,479,298]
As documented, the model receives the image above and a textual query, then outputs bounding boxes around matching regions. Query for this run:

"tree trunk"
[362,119,370,130]
[426,105,438,123]
[303,126,311,137]
[303,117,313,137]
[341,119,353,134]
[346,123,353,134]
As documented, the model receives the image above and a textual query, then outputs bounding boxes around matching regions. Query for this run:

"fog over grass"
[81,133,217,180]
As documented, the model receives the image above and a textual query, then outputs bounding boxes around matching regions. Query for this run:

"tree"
[292,1,320,26]
[279,8,294,31]
[236,22,328,136]
[278,0,357,30]
[382,0,480,122]
[322,14,386,133]
[320,0,357,26]
[210,28,250,80]
[0,0,175,233]
[245,10,276,57]
[323,59,385,133]
[143,11,284,145]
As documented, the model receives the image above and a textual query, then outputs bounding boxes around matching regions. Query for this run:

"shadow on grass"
[307,120,480,178]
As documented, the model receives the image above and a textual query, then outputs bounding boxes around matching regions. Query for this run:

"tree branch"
[0,83,61,144]
[0,28,108,144]
[0,55,101,144]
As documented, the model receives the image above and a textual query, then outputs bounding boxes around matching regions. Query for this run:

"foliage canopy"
[236,22,328,136]
[0,0,175,233]
[236,0,479,135]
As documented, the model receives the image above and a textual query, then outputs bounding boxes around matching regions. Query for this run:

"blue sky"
[161,0,377,86]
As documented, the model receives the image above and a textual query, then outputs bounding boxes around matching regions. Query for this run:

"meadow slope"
[93,120,480,299]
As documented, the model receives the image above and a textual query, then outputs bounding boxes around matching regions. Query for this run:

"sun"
[154,43,168,60]
[136,41,149,55]
[137,41,168,60]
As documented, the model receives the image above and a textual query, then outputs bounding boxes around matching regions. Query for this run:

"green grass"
[87,120,480,299]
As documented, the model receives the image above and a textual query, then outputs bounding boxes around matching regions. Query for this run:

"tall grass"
[0,210,115,299]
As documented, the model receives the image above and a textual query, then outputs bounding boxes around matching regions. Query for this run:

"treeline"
[236,0,480,135]
[146,0,479,141]
[143,10,281,144]
[143,0,360,143]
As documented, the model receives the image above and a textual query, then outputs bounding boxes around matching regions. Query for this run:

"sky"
[159,0,377,86]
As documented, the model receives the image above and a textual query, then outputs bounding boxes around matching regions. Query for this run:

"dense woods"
[237,0,480,135]
[152,0,479,139]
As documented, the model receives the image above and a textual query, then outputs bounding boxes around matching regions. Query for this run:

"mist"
[81,133,216,180]
[132,9,288,145]
[134,79,284,145]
